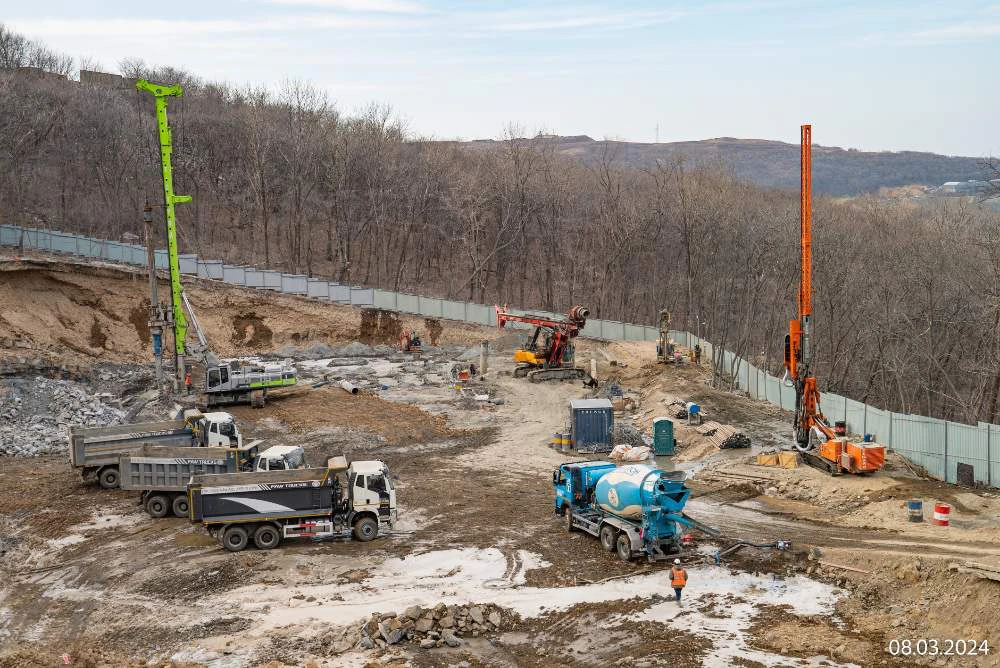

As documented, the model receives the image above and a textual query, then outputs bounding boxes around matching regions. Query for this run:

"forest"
[2,24,1000,425]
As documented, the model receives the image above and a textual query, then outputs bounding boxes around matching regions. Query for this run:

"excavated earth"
[1,256,999,667]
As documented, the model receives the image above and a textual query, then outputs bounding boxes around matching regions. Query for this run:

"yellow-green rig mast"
[136,79,297,407]
[136,79,191,383]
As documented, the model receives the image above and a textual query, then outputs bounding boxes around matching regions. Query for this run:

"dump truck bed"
[119,444,257,492]
[68,420,193,468]
[189,466,346,524]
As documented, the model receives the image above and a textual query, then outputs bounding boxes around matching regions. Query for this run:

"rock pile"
[357,603,508,651]
[0,376,125,456]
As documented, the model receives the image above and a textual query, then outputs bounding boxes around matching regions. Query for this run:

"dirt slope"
[0,257,493,371]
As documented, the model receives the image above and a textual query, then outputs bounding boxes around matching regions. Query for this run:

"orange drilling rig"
[783,124,885,476]
[495,305,593,383]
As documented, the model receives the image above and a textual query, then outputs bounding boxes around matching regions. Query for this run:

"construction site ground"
[2,257,999,667]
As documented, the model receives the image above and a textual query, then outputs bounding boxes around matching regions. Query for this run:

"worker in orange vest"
[184,370,192,395]
[670,558,687,604]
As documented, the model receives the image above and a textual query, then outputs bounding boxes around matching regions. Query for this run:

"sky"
[4,0,999,156]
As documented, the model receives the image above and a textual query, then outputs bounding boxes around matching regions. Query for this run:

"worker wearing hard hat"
[670,559,688,605]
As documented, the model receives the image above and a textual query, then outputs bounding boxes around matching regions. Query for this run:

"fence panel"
[243,269,264,288]
[892,414,946,480]
[0,225,19,245]
[580,319,603,339]
[397,293,420,315]
[602,321,626,341]
[329,284,352,303]
[280,274,307,295]
[372,289,397,309]
[307,279,329,299]
[261,271,281,290]
[179,255,198,275]
[820,392,846,424]
[946,422,989,486]
[845,398,867,437]
[466,303,494,327]
[764,375,781,406]
[154,249,170,269]
[779,380,796,412]
[222,265,246,285]
[991,425,1000,489]
[441,300,466,322]
[350,287,374,306]
[417,296,443,318]
[865,405,892,448]
[624,324,646,341]
[643,326,659,342]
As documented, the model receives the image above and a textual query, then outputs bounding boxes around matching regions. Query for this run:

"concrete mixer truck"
[553,461,718,562]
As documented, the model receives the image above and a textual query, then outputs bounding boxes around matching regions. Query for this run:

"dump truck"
[120,444,307,518]
[69,409,243,489]
[553,461,718,562]
[188,457,396,552]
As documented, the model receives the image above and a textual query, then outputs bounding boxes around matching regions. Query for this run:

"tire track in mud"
[689,498,1000,558]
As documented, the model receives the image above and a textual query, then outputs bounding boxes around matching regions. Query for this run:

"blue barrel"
[907,499,923,523]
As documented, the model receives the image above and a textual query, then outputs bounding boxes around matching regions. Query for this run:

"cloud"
[472,8,687,33]
[911,22,1000,40]
[265,0,426,13]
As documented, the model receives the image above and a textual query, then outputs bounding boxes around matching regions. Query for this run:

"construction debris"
[612,422,649,448]
[0,376,125,456]
[357,604,508,650]
[609,443,652,461]
[948,561,1000,582]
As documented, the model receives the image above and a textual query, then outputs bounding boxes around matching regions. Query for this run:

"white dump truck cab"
[253,445,307,471]
[341,458,397,538]
[184,409,242,448]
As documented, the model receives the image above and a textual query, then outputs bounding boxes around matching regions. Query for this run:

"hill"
[457,135,986,196]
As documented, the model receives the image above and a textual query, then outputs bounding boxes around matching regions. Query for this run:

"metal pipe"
[340,380,359,395]
[479,340,488,379]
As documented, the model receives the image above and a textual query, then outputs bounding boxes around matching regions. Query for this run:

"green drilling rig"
[137,79,297,408]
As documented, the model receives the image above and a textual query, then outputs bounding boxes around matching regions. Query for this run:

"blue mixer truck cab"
[553,462,718,562]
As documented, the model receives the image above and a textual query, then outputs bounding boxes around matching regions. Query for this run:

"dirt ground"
[3,257,1000,667]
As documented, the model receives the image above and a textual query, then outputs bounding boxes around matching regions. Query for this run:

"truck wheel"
[222,525,249,552]
[253,524,281,550]
[352,516,379,542]
[616,534,633,562]
[98,467,120,489]
[600,525,618,551]
[171,495,190,518]
[146,494,170,518]
[564,508,575,532]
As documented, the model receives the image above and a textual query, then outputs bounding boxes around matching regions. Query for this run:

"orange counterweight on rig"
[783,125,885,475]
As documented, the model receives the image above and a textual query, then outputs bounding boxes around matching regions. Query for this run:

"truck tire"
[146,494,170,518]
[616,534,633,562]
[171,495,190,518]
[222,525,249,552]
[253,524,281,550]
[352,516,379,542]
[600,525,618,552]
[564,508,575,532]
[98,467,120,489]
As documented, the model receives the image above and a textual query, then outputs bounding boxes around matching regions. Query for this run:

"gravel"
[0,376,125,457]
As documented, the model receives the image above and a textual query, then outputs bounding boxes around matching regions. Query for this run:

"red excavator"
[495,305,593,383]
[784,125,885,476]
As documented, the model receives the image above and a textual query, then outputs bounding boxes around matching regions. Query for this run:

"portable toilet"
[652,417,675,455]
[569,399,613,453]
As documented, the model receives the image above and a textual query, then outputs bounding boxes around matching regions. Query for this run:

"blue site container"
[652,417,675,455]
[570,399,613,453]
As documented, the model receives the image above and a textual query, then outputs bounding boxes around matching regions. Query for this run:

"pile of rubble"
[357,603,508,651]
[0,376,125,456]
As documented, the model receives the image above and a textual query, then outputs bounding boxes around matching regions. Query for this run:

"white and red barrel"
[932,502,951,526]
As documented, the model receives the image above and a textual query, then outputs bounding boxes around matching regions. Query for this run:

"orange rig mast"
[784,124,885,475]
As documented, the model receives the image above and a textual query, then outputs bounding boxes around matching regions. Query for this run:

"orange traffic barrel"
[932,503,951,526]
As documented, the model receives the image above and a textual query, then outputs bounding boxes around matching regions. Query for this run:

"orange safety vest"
[184,372,191,386]
[671,566,687,588]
